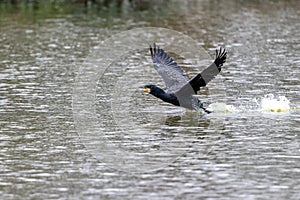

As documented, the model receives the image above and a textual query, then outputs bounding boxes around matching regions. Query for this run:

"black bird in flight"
[143,44,227,113]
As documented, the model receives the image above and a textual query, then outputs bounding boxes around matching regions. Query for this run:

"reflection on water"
[0,0,299,199]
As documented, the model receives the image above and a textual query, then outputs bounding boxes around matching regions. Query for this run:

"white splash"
[207,103,237,113]
[206,94,292,114]
[260,94,290,112]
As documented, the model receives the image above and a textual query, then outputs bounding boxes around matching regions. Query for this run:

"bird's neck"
[152,87,179,106]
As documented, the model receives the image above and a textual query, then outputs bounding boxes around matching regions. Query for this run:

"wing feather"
[150,44,189,93]
[189,47,227,93]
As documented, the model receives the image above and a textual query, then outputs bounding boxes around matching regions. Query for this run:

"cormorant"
[143,44,227,113]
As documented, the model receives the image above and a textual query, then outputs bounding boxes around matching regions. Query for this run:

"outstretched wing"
[188,48,227,93]
[150,43,189,93]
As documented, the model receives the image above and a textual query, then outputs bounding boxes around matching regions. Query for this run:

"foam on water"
[207,94,293,114]
[207,103,237,113]
[260,94,290,113]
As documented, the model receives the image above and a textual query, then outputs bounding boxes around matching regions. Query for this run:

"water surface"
[0,1,299,199]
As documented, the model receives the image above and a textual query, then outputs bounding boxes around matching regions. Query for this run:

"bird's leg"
[201,106,211,114]
[197,99,211,114]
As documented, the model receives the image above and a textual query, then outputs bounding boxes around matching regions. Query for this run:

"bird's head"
[143,84,156,94]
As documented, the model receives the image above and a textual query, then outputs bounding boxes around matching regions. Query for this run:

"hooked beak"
[143,88,150,93]
[139,86,150,93]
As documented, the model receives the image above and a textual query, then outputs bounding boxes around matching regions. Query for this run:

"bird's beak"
[144,88,150,93]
